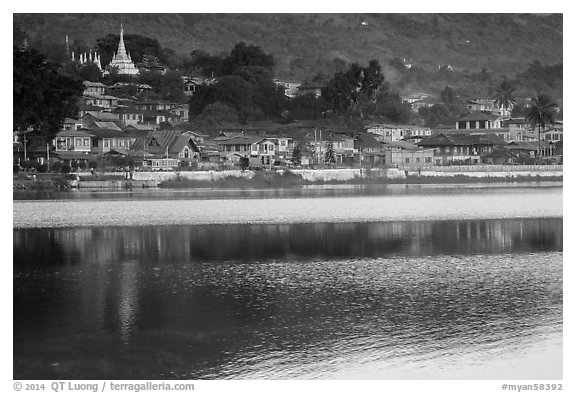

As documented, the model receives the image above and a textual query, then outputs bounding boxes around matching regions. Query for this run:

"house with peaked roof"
[87,121,123,132]
[136,54,168,74]
[81,112,120,128]
[130,130,200,161]
[216,135,287,167]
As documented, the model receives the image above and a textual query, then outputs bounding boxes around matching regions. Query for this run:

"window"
[83,138,89,146]
[104,140,109,148]
[405,157,410,163]
[416,157,421,163]
[425,157,432,163]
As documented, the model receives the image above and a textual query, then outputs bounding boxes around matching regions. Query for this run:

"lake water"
[13,183,563,380]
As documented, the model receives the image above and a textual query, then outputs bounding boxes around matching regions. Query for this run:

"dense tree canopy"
[322,60,384,117]
[13,46,83,139]
[189,43,286,123]
[189,42,276,78]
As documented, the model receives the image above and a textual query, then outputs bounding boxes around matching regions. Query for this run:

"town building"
[130,130,201,162]
[418,133,504,165]
[274,79,302,98]
[454,112,503,130]
[297,81,325,98]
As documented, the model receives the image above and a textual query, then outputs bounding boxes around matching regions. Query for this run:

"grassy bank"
[158,171,304,189]
[315,174,564,185]
[159,172,563,189]
[14,171,563,192]
[13,173,127,191]
[13,173,75,190]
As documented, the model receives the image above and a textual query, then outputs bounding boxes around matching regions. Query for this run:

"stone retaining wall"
[95,167,561,185]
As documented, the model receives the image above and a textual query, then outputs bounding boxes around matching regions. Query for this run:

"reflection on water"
[13,218,562,380]
[14,218,562,265]
[12,181,563,201]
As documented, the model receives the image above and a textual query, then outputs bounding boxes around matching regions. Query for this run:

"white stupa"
[104,24,139,76]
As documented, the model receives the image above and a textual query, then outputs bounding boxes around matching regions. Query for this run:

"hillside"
[14,13,562,80]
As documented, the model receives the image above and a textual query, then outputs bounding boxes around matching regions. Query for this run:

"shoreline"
[13,170,563,192]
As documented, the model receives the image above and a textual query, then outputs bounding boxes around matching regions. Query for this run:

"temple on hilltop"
[104,24,139,76]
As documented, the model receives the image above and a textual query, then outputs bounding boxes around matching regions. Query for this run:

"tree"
[363,87,412,124]
[188,44,284,122]
[493,79,517,115]
[324,141,336,164]
[440,85,457,105]
[288,94,330,121]
[138,70,186,103]
[189,49,224,77]
[77,62,103,82]
[191,101,240,128]
[221,42,275,75]
[419,104,450,128]
[322,60,384,119]
[291,144,302,165]
[13,46,83,140]
[526,94,558,164]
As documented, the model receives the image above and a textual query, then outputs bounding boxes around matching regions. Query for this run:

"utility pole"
[23,131,27,162]
[319,130,323,166]
[46,143,50,171]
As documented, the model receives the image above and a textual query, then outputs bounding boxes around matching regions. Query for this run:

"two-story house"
[112,107,145,127]
[365,123,410,142]
[89,129,137,156]
[418,133,504,165]
[82,81,106,96]
[455,112,503,130]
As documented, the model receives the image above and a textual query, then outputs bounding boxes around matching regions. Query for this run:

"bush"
[37,164,48,173]
[51,162,62,172]
[21,160,35,170]
[70,161,79,171]
[78,161,88,171]
[13,165,21,174]
[61,164,72,174]
[89,161,98,169]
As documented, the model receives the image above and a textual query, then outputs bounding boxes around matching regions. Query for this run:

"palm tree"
[493,79,517,116]
[526,94,558,164]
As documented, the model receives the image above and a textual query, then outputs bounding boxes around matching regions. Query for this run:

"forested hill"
[14,13,562,81]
